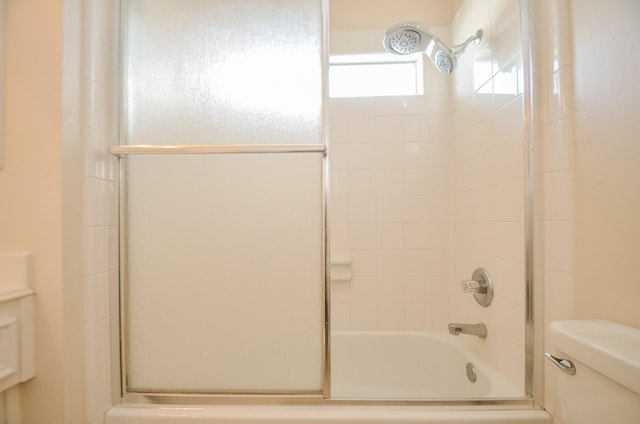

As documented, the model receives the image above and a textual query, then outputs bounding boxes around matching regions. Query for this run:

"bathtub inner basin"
[330,331,523,400]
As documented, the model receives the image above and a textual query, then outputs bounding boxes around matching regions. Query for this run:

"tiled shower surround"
[81,0,119,422]
[329,56,452,332]
[79,0,579,422]
[329,0,527,389]
[449,0,527,389]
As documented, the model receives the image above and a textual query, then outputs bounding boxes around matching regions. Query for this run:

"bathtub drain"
[466,362,477,383]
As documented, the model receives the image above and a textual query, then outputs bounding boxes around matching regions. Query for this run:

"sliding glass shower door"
[120,0,326,394]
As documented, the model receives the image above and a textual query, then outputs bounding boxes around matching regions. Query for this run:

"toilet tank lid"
[549,320,640,395]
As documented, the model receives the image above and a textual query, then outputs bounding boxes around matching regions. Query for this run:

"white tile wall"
[449,0,526,391]
[531,0,576,420]
[82,1,118,423]
[328,6,533,381]
[329,30,452,330]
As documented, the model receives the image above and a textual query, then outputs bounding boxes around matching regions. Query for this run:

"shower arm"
[451,29,483,55]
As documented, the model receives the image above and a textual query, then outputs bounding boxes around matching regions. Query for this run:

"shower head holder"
[451,29,483,54]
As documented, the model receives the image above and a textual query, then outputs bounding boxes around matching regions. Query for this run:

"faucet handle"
[460,279,486,293]
[460,268,494,307]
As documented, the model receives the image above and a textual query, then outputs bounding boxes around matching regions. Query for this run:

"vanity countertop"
[0,286,34,302]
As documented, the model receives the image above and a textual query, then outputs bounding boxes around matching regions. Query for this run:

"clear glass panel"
[125,154,324,393]
[123,0,323,146]
[328,0,527,401]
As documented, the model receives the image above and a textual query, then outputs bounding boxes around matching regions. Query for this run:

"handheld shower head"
[383,22,483,74]
[425,37,458,74]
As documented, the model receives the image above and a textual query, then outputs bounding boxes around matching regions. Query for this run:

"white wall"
[570,0,640,328]
[537,0,640,422]
[0,0,88,423]
[329,0,455,30]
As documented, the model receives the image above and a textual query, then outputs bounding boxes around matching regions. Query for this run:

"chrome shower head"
[383,22,432,55]
[425,38,458,74]
[383,22,483,75]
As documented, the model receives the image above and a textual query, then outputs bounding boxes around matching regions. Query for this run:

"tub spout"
[448,322,487,338]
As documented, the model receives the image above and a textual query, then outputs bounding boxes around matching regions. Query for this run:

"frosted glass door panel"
[125,154,324,393]
[123,0,323,146]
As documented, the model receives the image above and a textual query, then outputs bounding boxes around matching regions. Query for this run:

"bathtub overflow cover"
[466,362,477,383]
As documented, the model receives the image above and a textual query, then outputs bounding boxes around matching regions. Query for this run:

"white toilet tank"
[547,320,640,424]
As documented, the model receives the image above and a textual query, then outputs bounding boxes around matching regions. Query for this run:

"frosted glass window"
[123,0,323,146]
[125,154,324,393]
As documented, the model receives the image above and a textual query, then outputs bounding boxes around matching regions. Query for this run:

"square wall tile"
[376,170,404,196]
[405,303,431,330]
[349,170,375,195]
[376,196,404,222]
[350,304,377,330]
[377,224,403,249]
[349,196,376,223]
[377,304,405,330]
[83,227,110,276]
[350,223,377,249]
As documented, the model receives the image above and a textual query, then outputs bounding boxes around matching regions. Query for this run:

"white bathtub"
[106,331,551,424]
[331,331,522,399]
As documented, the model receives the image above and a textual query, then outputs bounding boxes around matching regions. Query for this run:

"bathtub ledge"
[106,404,551,424]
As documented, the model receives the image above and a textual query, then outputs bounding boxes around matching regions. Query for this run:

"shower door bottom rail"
[110,144,327,156]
